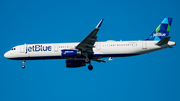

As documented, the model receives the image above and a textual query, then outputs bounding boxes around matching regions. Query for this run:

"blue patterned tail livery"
[146,18,173,41]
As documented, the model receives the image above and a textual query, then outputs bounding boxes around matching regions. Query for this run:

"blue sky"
[0,0,180,101]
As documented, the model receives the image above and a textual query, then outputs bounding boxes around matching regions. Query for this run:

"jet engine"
[66,60,86,67]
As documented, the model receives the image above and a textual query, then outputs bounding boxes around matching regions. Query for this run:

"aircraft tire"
[88,65,93,70]
[22,65,25,69]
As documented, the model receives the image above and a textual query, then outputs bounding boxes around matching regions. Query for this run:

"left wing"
[76,19,104,56]
[92,57,113,63]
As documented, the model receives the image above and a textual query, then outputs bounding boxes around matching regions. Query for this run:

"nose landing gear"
[22,60,25,69]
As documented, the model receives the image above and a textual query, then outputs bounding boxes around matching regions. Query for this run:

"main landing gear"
[84,54,93,70]
[88,65,93,70]
[86,59,93,71]
[22,60,25,69]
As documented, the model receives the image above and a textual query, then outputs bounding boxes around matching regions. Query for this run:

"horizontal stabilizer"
[156,36,170,45]
[168,46,173,48]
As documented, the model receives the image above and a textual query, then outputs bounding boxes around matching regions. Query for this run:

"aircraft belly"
[12,51,62,60]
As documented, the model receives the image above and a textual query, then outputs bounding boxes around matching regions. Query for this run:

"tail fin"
[146,18,173,41]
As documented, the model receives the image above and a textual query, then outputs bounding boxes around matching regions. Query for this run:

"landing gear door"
[142,41,147,49]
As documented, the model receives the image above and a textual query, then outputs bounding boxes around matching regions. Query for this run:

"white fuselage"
[4,40,176,60]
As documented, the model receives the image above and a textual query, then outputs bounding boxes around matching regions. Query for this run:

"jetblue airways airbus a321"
[4,18,176,70]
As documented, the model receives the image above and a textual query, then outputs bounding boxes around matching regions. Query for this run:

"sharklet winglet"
[96,19,104,29]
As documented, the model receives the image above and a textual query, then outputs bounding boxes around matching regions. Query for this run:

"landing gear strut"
[22,60,25,69]
[84,53,93,70]
[85,58,89,63]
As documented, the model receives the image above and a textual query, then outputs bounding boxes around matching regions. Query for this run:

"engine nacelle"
[61,49,81,57]
[66,60,86,68]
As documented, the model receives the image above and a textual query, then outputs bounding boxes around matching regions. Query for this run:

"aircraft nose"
[4,52,8,58]
[4,51,11,59]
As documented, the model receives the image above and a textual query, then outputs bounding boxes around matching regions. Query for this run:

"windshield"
[11,48,16,50]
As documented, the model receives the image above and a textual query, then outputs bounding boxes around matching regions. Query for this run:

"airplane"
[4,18,176,70]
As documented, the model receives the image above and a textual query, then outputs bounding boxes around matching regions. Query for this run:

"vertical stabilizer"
[146,18,173,41]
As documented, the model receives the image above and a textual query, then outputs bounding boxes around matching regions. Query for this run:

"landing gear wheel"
[22,60,26,69]
[88,65,93,70]
[22,65,25,69]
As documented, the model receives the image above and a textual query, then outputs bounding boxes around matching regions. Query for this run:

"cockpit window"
[11,48,16,50]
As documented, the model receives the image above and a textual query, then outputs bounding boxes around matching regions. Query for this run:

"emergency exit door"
[54,44,59,52]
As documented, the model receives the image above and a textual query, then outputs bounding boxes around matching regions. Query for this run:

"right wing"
[76,19,104,55]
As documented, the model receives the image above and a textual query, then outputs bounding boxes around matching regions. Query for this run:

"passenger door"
[142,41,147,49]
[96,43,101,50]
[20,44,25,53]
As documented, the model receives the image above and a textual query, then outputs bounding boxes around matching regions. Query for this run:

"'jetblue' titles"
[25,45,51,54]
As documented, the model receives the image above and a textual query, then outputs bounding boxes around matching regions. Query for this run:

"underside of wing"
[92,57,113,63]
[92,58,106,63]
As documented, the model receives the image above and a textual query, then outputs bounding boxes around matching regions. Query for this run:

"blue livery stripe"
[8,54,140,60]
